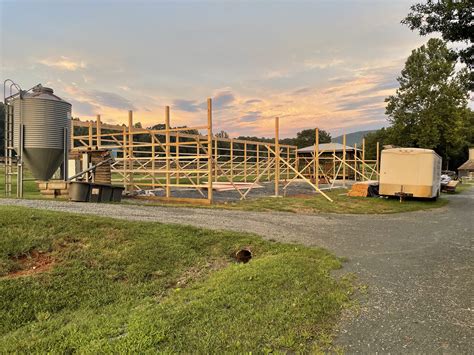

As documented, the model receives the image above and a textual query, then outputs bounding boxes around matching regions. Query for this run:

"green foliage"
[402,0,473,89]
[238,128,331,148]
[364,127,394,160]
[0,167,40,197]
[0,207,353,352]
[236,135,274,143]
[215,130,229,138]
[291,128,332,148]
[385,38,472,168]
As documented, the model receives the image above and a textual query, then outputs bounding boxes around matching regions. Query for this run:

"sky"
[1,0,431,138]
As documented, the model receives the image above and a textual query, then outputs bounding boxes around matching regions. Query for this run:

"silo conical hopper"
[12,86,71,181]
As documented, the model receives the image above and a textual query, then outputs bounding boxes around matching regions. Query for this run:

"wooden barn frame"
[297,130,381,190]
[70,98,380,204]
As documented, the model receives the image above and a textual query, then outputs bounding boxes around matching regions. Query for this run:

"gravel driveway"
[1,188,473,353]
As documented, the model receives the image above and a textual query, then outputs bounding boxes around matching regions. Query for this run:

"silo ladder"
[4,102,16,197]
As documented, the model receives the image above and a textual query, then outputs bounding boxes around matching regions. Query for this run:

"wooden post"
[295,148,299,178]
[314,128,319,188]
[88,121,93,148]
[354,143,358,182]
[256,144,260,179]
[128,110,134,190]
[376,141,380,176]
[165,106,171,198]
[197,138,201,184]
[151,133,156,189]
[267,148,271,181]
[286,146,290,181]
[244,142,247,182]
[230,138,234,182]
[207,98,213,203]
[176,132,180,184]
[275,117,280,196]
[342,133,346,187]
[122,126,127,191]
[362,138,366,180]
[96,114,101,148]
[332,145,336,182]
[214,137,218,182]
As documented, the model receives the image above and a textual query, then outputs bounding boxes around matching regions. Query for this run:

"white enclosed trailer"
[379,148,442,199]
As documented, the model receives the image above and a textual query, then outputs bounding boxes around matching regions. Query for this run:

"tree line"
[365,0,473,169]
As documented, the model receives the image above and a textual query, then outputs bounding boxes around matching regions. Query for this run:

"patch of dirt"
[174,258,229,288]
[4,250,54,279]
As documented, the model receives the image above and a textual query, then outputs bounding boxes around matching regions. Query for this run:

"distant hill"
[332,130,377,146]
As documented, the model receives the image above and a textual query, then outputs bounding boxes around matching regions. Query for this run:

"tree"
[402,0,473,89]
[364,127,394,160]
[215,130,229,139]
[385,38,471,169]
[237,128,331,148]
[292,128,331,148]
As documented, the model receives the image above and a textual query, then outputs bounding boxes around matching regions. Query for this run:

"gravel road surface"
[1,188,473,353]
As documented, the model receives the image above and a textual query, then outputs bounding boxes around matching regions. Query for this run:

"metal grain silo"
[12,85,71,181]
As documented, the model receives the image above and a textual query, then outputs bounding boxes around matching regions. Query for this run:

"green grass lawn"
[222,189,450,214]
[0,167,41,198]
[128,188,450,214]
[452,181,474,194]
[0,206,354,353]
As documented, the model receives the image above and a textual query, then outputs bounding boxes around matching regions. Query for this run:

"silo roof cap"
[32,85,54,94]
[23,84,70,104]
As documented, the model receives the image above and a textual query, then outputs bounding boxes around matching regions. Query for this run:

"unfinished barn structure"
[3,81,381,203]
[297,140,380,185]
[70,98,381,204]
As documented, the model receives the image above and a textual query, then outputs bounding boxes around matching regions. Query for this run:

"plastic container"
[69,181,91,202]
[98,184,113,202]
[111,186,125,202]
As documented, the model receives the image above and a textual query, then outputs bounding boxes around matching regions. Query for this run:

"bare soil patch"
[5,250,54,279]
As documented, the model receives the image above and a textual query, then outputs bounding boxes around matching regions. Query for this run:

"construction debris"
[37,180,69,199]
[441,180,459,193]
[347,181,379,197]
[210,182,263,192]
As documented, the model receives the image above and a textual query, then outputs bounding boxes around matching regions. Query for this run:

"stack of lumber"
[442,180,459,193]
[207,182,263,192]
[347,180,379,197]
[37,180,70,199]
[69,149,112,184]
[90,150,112,184]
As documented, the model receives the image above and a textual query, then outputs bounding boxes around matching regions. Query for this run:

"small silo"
[12,85,71,181]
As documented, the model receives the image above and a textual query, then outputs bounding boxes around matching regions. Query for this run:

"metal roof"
[458,160,474,171]
[297,143,357,153]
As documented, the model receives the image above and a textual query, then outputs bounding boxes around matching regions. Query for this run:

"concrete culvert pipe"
[235,249,252,263]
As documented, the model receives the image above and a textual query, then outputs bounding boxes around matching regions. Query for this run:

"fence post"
[207,98,213,203]
[274,117,280,196]
[342,133,346,187]
[128,110,134,191]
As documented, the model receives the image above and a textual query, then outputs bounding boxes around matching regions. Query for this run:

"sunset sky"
[1,0,431,138]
